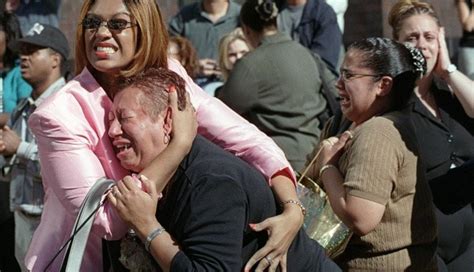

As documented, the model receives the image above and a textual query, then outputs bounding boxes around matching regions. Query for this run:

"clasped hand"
[0,126,20,156]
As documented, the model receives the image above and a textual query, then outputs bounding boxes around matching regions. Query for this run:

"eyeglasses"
[81,16,136,32]
[340,69,382,81]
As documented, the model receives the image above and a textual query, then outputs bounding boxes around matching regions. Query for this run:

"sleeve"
[309,3,342,74]
[168,59,296,185]
[16,141,38,161]
[170,176,246,271]
[29,106,129,240]
[343,120,400,205]
[219,58,258,115]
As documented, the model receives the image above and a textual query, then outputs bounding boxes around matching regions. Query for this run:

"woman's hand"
[315,131,353,174]
[434,27,452,80]
[244,204,303,272]
[107,175,160,232]
[169,89,198,153]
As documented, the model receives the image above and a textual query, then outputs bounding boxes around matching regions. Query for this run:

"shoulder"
[30,70,109,138]
[356,116,401,141]
[183,137,265,187]
[356,114,415,148]
[228,1,241,14]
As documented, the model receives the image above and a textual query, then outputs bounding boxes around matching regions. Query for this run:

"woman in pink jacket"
[24,0,304,271]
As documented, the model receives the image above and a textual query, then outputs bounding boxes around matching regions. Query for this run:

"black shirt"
[156,136,340,271]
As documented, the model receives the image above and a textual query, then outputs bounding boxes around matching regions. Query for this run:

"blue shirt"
[1,65,32,113]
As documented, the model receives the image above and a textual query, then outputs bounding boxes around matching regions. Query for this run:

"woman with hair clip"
[306,37,438,270]
[24,0,304,271]
[220,0,328,173]
[388,1,474,270]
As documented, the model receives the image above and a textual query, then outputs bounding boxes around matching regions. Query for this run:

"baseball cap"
[11,23,69,59]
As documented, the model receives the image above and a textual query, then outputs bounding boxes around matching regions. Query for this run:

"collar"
[198,1,240,23]
[33,77,66,107]
[260,32,292,46]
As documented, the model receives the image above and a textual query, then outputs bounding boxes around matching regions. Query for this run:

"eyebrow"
[86,11,131,17]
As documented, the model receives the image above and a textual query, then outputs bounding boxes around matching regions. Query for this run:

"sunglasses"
[81,16,136,32]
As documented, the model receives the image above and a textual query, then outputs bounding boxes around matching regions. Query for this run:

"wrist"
[319,164,338,178]
[135,220,161,242]
[143,225,166,252]
[441,63,457,80]
[281,199,305,225]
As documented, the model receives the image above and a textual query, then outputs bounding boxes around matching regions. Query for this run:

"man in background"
[0,22,68,270]
[169,0,241,86]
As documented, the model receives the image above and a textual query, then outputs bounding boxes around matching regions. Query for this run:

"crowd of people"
[0,0,473,271]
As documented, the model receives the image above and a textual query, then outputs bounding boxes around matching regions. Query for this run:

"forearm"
[134,221,179,272]
[271,172,304,224]
[320,167,349,221]
[16,141,38,161]
[139,138,192,193]
[444,71,474,117]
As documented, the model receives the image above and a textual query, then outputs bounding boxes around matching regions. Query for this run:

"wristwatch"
[446,64,457,74]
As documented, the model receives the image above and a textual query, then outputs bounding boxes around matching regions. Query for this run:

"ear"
[376,76,393,97]
[163,107,172,135]
[50,52,60,70]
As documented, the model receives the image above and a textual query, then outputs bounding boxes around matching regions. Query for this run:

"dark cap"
[13,23,69,59]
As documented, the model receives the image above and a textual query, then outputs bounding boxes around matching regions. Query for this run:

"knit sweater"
[332,114,438,271]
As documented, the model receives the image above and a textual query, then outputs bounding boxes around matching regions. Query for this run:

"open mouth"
[95,46,116,54]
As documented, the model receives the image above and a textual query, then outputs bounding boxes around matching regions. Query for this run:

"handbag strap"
[59,177,115,272]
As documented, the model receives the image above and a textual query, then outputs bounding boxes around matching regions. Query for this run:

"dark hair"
[169,36,199,79]
[116,67,187,120]
[0,12,23,70]
[240,0,278,32]
[347,37,426,110]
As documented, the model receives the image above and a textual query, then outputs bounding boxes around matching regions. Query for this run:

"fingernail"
[249,223,256,229]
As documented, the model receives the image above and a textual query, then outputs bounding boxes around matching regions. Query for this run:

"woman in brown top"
[307,37,438,270]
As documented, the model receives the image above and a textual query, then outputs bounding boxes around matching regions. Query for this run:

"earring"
[163,133,170,144]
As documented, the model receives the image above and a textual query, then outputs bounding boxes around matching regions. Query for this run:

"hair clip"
[403,43,426,76]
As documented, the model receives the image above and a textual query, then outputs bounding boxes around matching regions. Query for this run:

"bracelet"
[281,199,306,216]
[319,164,337,178]
[144,227,165,252]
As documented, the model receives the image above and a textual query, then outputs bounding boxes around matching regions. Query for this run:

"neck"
[415,74,434,100]
[203,0,228,15]
[353,101,390,127]
[31,71,61,100]
[286,0,307,6]
[253,27,278,47]
[94,71,119,98]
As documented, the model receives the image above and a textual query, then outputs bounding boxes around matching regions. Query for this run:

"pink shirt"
[25,59,295,271]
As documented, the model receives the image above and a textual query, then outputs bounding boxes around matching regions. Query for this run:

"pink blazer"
[25,59,295,271]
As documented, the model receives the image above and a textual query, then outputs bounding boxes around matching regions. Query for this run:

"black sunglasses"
[81,16,136,32]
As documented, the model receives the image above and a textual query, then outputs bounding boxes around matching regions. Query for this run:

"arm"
[456,0,474,31]
[316,131,387,236]
[168,58,296,183]
[29,102,130,240]
[219,58,258,115]
[109,175,247,271]
[307,3,342,74]
[138,91,197,192]
[436,27,474,117]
